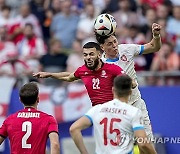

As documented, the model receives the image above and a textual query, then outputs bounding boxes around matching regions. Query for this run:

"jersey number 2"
[92,78,100,89]
[22,121,32,148]
[100,117,121,146]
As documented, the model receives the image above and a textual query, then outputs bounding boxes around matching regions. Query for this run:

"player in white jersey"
[96,23,162,140]
[70,75,157,154]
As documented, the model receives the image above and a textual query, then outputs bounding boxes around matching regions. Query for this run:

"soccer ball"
[94,13,117,36]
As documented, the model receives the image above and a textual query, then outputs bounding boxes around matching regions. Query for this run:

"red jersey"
[0,107,58,154]
[74,63,124,106]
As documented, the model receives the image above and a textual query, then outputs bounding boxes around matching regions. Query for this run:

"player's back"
[86,99,142,154]
[0,107,58,154]
[74,63,124,106]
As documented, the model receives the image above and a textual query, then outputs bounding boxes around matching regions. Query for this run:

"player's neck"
[24,105,37,109]
[105,53,119,59]
[95,60,103,71]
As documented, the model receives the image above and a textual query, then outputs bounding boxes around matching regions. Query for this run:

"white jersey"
[85,99,144,154]
[101,44,144,104]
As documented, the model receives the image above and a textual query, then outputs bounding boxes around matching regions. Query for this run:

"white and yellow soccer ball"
[94,13,117,36]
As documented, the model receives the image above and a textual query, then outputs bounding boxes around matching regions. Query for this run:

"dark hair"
[113,75,132,97]
[25,23,33,29]
[2,5,11,11]
[19,82,39,106]
[95,32,115,44]
[83,42,102,52]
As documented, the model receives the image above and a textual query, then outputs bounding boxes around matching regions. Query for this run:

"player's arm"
[49,132,60,154]
[134,130,157,154]
[143,23,162,54]
[69,116,92,154]
[33,71,78,82]
[132,110,157,154]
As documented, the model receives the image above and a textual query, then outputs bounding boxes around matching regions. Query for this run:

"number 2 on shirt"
[22,121,32,148]
[92,78,100,89]
[100,117,121,146]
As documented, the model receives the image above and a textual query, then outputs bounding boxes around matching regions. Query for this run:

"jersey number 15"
[100,117,121,146]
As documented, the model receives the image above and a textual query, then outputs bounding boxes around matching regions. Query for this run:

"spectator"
[151,42,179,71]
[156,4,170,20]
[0,50,31,77]
[76,4,96,45]
[66,39,84,72]
[0,6,13,28]
[8,3,42,44]
[50,0,79,49]
[0,26,17,62]
[112,0,141,42]
[39,38,68,85]
[17,23,46,72]
[166,5,180,54]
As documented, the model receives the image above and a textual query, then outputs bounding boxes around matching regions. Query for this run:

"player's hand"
[152,23,161,36]
[32,72,51,78]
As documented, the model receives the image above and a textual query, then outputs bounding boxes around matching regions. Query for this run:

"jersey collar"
[102,53,119,62]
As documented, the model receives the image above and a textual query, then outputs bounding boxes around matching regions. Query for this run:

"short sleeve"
[84,105,98,125]
[132,110,144,131]
[0,120,8,138]
[48,116,58,134]
[120,44,144,56]
[74,67,82,79]
[131,44,144,56]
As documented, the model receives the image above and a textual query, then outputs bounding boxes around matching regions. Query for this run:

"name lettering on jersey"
[101,70,107,78]
[100,107,127,115]
[17,112,40,118]
[85,72,88,75]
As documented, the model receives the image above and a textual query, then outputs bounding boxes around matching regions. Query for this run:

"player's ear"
[100,44,104,51]
[37,97,39,103]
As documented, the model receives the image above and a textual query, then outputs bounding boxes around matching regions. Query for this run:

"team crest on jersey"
[120,54,128,62]
[101,70,107,78]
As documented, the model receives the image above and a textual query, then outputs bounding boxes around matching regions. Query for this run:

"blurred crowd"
[0,0,179,85]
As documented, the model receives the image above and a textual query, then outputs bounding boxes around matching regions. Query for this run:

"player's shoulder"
[118,44,140,52]
[76,65,88,71]
[122,102,140,116]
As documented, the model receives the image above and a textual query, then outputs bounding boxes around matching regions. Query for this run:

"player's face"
[101,35,119,58]
[83,48,100,70]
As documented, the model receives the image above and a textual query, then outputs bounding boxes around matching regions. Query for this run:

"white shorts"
[132,98,154,140]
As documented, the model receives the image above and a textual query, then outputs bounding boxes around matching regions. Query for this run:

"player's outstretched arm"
[143,23,162,54]
[69,116,92,154]
[134,130,157,154]
[33,72,78,82]
[49,132,60,154]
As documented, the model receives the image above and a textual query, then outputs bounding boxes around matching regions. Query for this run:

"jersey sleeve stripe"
[84,115,93,125]
[139,45,144,55]
[133,126,144,131]
[105,56,119,62]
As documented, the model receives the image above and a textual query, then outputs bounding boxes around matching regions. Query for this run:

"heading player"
[70,75,157,154]
[96,23,162,140]
[0,82,60,154]
[33,42,129,106]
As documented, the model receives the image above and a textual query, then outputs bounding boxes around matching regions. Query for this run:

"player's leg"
[132,99,154,141]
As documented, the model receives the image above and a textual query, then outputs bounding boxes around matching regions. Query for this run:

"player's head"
[113,75,132,99]
[83,42,102,70]
[19,82,39,106]
[95,33,119,58]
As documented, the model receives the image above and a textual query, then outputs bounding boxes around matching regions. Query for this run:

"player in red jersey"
[0,82,60,154]
[33,42,129,106]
